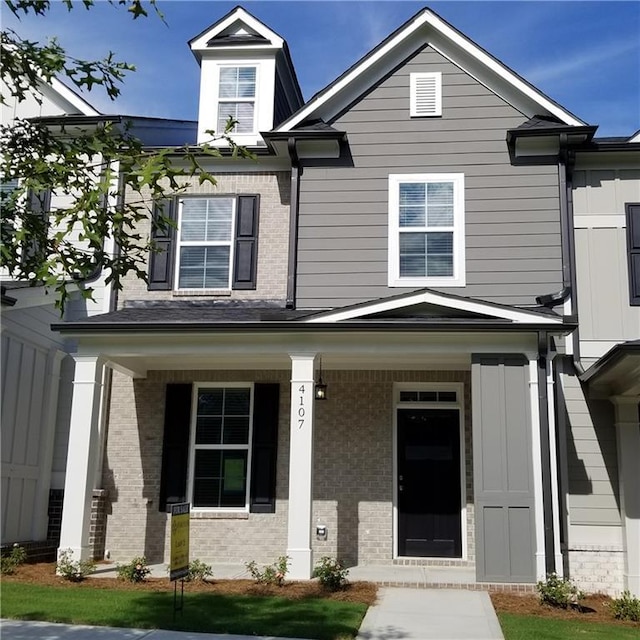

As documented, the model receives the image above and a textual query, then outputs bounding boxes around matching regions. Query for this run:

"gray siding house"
[45,6,638,596]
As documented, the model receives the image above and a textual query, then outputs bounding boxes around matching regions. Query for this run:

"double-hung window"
[388,173,465,287]
[189,384,253,510]
[176,197,235,290]
[217,66,256,134]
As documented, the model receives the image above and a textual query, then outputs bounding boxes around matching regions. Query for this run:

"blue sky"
[5,1,639,137]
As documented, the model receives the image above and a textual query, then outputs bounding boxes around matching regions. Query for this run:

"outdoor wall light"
[314,358,327,400]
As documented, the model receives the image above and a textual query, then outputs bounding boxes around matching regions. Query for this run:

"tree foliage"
[1,0,251,311]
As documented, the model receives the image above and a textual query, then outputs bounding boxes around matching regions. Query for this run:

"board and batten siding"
[573,165,640,346]
[296,46,563,309]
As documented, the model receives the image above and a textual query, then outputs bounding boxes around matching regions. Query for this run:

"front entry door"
[397,408,462,557]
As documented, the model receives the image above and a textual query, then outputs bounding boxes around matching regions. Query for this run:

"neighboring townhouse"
[50,6,638,596]
[556,135,640,595]
[0,77,111,557]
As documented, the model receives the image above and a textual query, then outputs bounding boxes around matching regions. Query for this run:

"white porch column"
[286,353,316,579]
[58,355,105,561]
[529,357,547,580]
[613,397,640,596]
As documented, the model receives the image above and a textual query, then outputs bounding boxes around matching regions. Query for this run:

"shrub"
[246,555,289,586]
[536,572,584,609]
[0,544,27,575]
[313,556,349,591]
[609,590,640,621]
[56,548,96,581]
[116,556,151,582]
[187,559,213,582]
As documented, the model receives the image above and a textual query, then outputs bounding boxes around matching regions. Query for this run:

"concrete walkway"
[357,588,504,639]
[1,587,504,639]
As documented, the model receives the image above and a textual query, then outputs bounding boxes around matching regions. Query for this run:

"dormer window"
[217,66,257,134]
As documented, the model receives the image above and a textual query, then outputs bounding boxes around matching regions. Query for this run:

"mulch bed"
[490,592,640,628]
[3,562,378,605]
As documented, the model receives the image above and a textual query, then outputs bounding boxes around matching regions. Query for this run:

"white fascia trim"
[277,9,583,132]
[190,8,284,51]
[305,289,563,324]
[47,78,100,116]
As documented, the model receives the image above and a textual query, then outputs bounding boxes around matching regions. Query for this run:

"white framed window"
[188,384,254,510]
[410,72,442,117]
[388,173,465,288]
[217,66,257,134]
[175,197,236,290]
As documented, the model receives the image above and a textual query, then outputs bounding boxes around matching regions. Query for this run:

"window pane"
[181,199,232,242]
[426,232,453,254]
[418,391,438,402]
[400,391,419,401]
[427,183,454,227]
[193,449,247,508]
[219,67,255,99]
[399,232,427,277]
[217,102,255,134]
[427,255,454,277]
[439,391,457,402]
[399,183,425,227]
[223,416,250,444]
[196,416,222,445]
[178,246,230,289]
[224,388,250,415]
[198,389,223,415]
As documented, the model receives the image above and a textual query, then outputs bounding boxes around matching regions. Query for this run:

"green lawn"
[498,613,640,640]
[1,582,367,640]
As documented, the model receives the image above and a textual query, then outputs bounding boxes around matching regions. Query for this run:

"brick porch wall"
[102,369,473,568]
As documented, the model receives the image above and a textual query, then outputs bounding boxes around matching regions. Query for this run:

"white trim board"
[276,8,584,132]
[306,290,563,324]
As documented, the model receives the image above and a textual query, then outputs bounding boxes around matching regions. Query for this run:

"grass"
[498,613,640,640]
[1,582,367,640]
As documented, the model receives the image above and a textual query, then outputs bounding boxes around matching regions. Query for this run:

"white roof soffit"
[190,7,284,52]
[40,77,100,116]
[305,290,563,325]
[277,9,585,132]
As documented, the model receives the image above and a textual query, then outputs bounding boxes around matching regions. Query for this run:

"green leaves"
[1,0,254,313]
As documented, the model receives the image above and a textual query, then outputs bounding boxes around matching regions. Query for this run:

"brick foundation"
[568,546,626,596]
[46,489,64,544]
[89,489,109,560]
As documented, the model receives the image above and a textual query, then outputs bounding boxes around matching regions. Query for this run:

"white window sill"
[173,289,231,297]
[388,276,466,288]
[190,510,249,520]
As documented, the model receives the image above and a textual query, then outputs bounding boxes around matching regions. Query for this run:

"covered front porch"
[51,291,572,586]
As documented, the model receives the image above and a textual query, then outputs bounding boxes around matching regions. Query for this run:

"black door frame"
[393,384,466,559]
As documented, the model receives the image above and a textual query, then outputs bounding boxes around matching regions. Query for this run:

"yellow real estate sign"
[170,503,190,581]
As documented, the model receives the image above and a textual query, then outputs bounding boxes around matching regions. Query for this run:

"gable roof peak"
[189,5,284,60]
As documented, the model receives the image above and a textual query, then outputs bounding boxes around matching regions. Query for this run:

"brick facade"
[118,171,290,305]
[568,546,626,596]
[102,368,474,570]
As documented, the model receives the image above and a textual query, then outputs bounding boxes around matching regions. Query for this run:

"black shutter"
[250,383,279,513]
[21,189,50,265]
[159,383,192,512]
[232,195,259,290]
[627,203,640,305]
[148,198,175,290]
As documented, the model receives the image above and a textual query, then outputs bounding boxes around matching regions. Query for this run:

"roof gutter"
[51,319,576,335]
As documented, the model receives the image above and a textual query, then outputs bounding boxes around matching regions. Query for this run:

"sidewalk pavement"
[1,587,505,640]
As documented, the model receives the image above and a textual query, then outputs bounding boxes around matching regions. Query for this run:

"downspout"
[537,331,555,574]
[558,139,584,375]
[286,137,302,309]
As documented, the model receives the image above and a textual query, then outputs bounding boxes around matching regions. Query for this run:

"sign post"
[170,502,190,617]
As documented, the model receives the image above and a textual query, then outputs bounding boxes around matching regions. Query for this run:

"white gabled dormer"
[189,6,302,147]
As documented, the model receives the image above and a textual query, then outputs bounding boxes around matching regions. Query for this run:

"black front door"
[397,408,462,557]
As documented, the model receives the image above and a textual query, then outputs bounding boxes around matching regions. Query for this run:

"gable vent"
[410,72,442,117]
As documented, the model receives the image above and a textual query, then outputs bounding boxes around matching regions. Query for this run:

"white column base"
[57,545,92,563]
[287,548,313,580]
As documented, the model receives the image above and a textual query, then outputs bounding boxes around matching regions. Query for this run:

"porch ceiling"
[72,329,542,379]
[582,340,640,398]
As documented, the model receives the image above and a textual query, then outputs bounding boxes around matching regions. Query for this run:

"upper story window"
[148,195,259,292]
[388,174,465,288]
[177,197,235,289]
[217,66,257,134]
